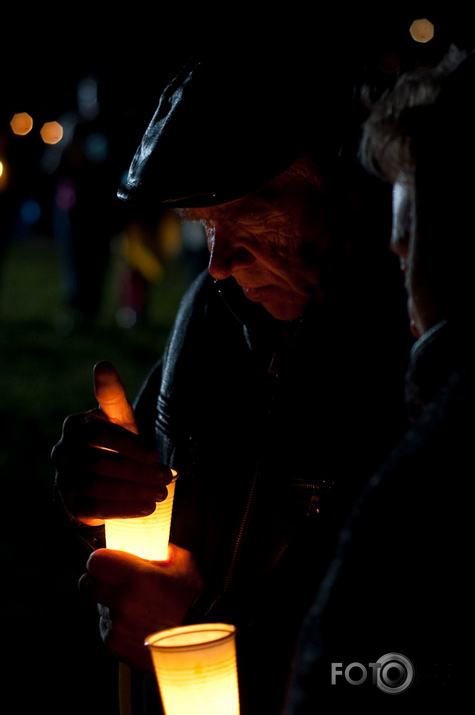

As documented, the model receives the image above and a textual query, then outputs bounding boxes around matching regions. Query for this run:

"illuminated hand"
[79,544,204,672]
[52,361,173,525]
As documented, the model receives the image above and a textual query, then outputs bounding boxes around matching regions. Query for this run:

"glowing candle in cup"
[104,470,177,561]
[145,623,240,715]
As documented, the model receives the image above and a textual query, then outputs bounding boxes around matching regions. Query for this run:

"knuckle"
[62,410,102,437]
[61,412,83,432]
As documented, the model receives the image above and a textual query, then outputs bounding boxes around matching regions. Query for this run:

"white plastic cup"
[145,623,240,715]
[105,472,177,561]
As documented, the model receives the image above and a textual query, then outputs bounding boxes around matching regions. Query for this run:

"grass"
[0,232,191,714]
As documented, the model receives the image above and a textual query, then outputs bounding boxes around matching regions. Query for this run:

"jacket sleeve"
[134,269,212,453]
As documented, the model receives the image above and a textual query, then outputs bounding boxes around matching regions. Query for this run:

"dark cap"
[117,38,355,209]
[118,9,458,210]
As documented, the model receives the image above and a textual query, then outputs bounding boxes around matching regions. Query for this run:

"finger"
[86,548,151,586]
[93,361,138,434]
[82,446,173,487]
[61,463,169,519]
[57,469,169,521]
[58,413,159,465]
[74,496,158,521]
[54,438,172,489]
[76,471,169,502]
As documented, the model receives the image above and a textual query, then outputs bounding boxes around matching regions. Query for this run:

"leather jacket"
[132,266,410,713]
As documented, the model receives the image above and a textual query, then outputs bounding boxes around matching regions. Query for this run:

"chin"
[263,301,303,322]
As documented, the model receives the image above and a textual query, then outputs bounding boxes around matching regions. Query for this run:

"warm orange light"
[145,624,240,715]
[105,471,178,561]
[410,18,435,43]
[0,159,9,193]
[10,112,33,136]
[40,121,63,144]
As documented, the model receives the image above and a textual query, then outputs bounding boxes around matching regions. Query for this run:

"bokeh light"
[40,120,63,144]
[10,112,34,136]
[410,18,435,44]
[0,159,9,192]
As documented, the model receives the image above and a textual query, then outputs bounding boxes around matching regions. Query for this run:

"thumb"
[86,547,146,585]
[93,360,139,434]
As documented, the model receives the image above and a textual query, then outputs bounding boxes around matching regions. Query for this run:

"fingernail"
[153,487,168,503]
[139,501,156,515]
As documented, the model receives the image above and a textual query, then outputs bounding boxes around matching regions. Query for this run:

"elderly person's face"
[179,159,337,322]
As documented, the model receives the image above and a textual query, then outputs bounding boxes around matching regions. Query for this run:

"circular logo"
[376,653,414,694]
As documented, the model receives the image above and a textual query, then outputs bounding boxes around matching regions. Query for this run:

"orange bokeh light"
[410,18,435,44]
[10,112,34,136]
[0,158,9,193]
[40,121,63,145]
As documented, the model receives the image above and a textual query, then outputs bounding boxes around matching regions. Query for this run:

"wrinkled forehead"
[177,197,264,225]
[177,161,321,225]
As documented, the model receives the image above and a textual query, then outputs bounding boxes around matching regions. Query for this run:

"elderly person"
[52,36,409,714]
[284,46,473,711]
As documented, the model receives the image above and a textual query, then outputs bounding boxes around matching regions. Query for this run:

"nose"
[206,224,254,281]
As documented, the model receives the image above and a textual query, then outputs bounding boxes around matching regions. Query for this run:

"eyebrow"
[177,207,220,222]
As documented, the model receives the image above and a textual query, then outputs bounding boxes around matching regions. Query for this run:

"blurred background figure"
[50,75,119,332]
[114,206,183,328]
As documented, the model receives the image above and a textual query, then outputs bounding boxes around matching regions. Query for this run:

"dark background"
[1,10,210,714]
[1,7,473,714]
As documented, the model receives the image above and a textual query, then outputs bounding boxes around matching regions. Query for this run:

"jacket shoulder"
[134,270,214,439]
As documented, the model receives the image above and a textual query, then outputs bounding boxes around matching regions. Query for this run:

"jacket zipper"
[222,452,264,594]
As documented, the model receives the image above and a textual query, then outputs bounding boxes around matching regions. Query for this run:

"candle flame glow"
[146,624,240,715]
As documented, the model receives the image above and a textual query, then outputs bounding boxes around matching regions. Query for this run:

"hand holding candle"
[94,361,178,562]
[74,363,203,671]
[80,544,205,673]
[55,362,205,678]
[52,366,172,525]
